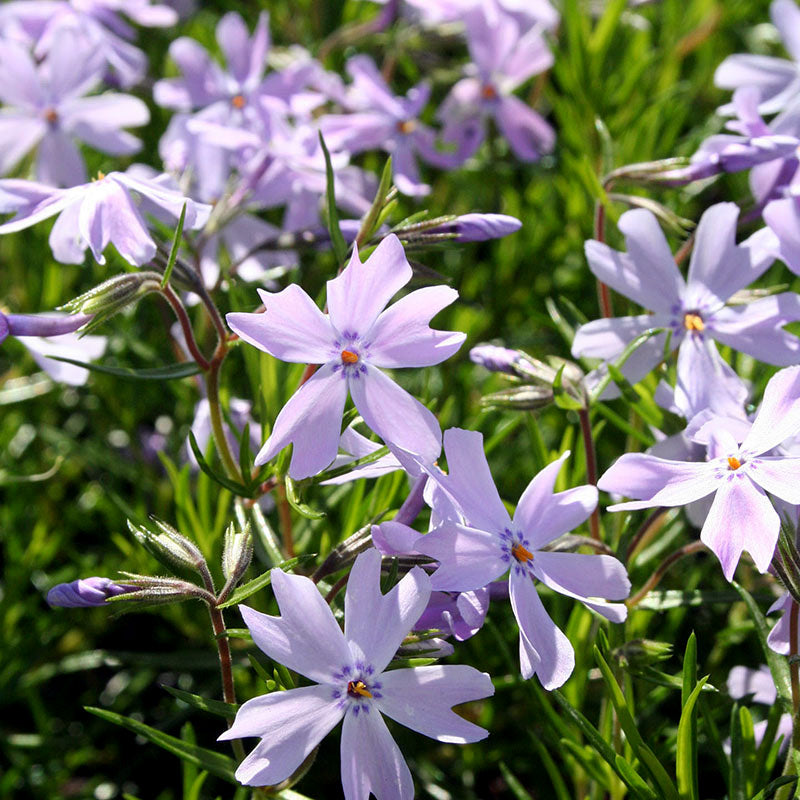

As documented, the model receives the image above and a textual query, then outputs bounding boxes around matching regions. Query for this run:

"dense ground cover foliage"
[5,0,800,798]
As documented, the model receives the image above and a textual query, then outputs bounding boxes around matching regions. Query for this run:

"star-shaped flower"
[222,548,493,796]
[226,234,465,479]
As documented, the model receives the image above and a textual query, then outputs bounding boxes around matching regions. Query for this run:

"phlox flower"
[47,576,135,607]
[221,548,494,795]
[0,35,149,187]
[226,235,465,479]
[726,664,792,752]
[414,428,630,689]
[715,0,800,116]
[572,203,800,399]
[438,2,555,162]
[599,366,800,581]
[0,170,210,266]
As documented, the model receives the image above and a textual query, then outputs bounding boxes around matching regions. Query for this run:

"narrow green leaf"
[594,647,680,800]
[217,554,315,608]
[162,685,239,718]
[285,475,325,519]
[750,775,799,800]
[730,703,746,800]
[559,739,611,787]
[498,762,534,800]
[615,756,659,800]
[48,356,201,380]
[318,132,348,265]
[188,431,252,496]
[162,202,187,287]
[732,582,792,714]
[85,706,237,783]
[676,675,708,800]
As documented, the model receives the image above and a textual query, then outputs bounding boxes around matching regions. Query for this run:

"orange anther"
[231,94,246,109]
[511,542,534,563]
[396,119,417,135]
[683,312,705,332]
[341,350,359,364]
[347,680,372,698]
[727,456,741,470]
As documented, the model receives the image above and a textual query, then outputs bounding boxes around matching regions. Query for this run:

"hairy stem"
[161,285,210,371]
[206,344,242,482]
[626,541,705,607]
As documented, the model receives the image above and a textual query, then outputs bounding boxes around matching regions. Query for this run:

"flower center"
[92,170,106,182]
[683,312,705,332]
[482,83,498,100]
[396,119,417,135]
[43,107,58,124]
[511,542,534,563]
[727,456,741,470]
[347,680,373,699]
[341,350,359,365]
[231,94,246,109]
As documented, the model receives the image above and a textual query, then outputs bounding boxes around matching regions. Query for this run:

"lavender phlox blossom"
[1,310,106,385]
[221,548,494,794]
[664,88,800,186]
[726,664,792,752]
[319,55,453,195]
[319,424,406,486]
[572,204,800,400]
[226,235,464,478]
[0,35,149,187]
[47,576,136,607]
[414,428,629,688]
[437,2,555,163]
[599,366,800,581]
[422,213,522,242]
[399,0,559,32]
[415,588,492,641]
[0,169,210,266]
[767,592,799,654]
[715,0,800,116]
[0,1,178,88]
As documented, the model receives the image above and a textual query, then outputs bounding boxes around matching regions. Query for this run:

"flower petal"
[367,285,465,368]
[584,209,684,313]
[350,363,441,464]
[599,453,719,507]
[341,708,413,800]
[509,569,574,688]
[701,475,778,580]
[743,366,800,455]
[255,362,348,479]
[772,0,800,62]
[239,573,351,685]
[327,235,412,337]
[377,665,493,743]
[223,685,343,787]
[344,548,431,673]
[227,285,334,363]
[749,456,800,504]
[417,522,507,592]
[494,95,555,161]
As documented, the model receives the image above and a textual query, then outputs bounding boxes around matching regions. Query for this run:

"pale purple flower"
[726,664,792,753]
[424,213,522,241]
[319,425,406,486]
[469,343,525,374]
[1,310,106,385]
[221,548,494,794]
[0,0,178,88]
[415,589,491,641]
[767,592,798,654]
[438,3,555,162]
[226,235,465,479]
[0,169,210,265]
[0,35,149,187]
[715,0,800,116]
[47,576,136,607]
[572,204,800,400]
[400,0,559,32]
[599,366,800,581]
[415,428,629,688]
[319,55,451,196]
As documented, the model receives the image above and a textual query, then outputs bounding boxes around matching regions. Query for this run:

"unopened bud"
[60,272,163,333]
[110,572,212,608]
[395,213,521,246]
[470,344,528,376]
[222,522,253,584]
[481,384,554,410]
[47,577,138,608]
[612,638,673,670]
[128,518,208,576]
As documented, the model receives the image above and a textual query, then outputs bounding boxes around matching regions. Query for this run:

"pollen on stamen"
[727,456,741,470]
[231,94,246,109]
[92,170,106,182]
[347,680,372,699]
[341,350,359,365]
[44,108,58,124]
[482,84,498,101]
[683,312,705,332]
[396,119,417,135]
[511,542,534,563]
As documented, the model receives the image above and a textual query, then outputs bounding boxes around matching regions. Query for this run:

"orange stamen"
[683,312,705,332]
[482,84,498,100]
[396,119,417,135]
[44,107,58,124]
[511,542,534,563]
[341,350,359,364]
[231,94,246,109]
[728,456,741,470]
[347,680,372,698]
[92,171,106,182]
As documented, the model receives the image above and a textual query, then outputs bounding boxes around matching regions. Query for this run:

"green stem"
[206,345,242,482]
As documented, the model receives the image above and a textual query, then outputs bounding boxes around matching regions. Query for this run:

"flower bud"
[2,311,93,341]
[60,272,163,332]
[128,518,209,576]
[470,344,527,376]
[110,572,213,608]
[222,522,253,585]
[394,213,521,246]
[46,577,138,608]
[612,639,673,670]
[480,384,554,411]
